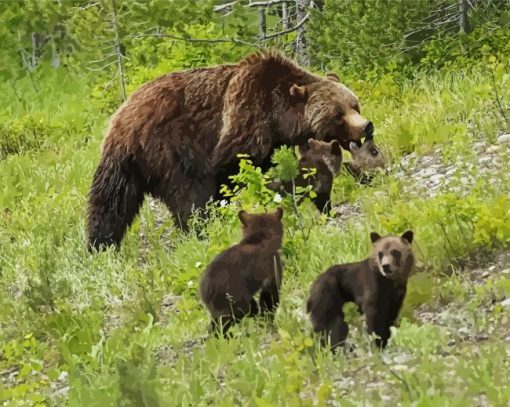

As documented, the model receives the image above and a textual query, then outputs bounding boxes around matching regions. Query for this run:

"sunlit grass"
[0,60,509,405]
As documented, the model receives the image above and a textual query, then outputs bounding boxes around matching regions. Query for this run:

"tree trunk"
[259,7,267,39]
[459,0,472,34]
[110,0,127,101]
[282,1,289,30]
[295,0,310,66]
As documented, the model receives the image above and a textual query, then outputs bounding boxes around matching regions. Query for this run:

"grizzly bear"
[306,230,414,351]
[268,138,342,214]
[344,139,387,184]
[87,50,373,251]
[199,208,284,336]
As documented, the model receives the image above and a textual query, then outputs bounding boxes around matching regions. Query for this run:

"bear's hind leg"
[156,175,216,233]
[330,315,349,352]
[259,286,280,317]
[248,298,260,317]
[87,155,146,252]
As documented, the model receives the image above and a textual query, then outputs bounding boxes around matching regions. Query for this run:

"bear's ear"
[330,140,342,156]
[349,141,360,151]
[326,72,340,82]
[274,207,284,220]
[308,138,320,149]
[239,210,250,226]
[370,232,381,243]
[401,230,414,244]
[289,84,307,100]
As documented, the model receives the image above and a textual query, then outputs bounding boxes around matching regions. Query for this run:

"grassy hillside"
[1,58,509,406]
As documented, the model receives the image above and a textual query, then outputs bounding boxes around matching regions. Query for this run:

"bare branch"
[248,0,292,6]
[128,32,257,47]
[87,60,118,71]
[263,12,309,40]
[213,0,291,11]
[213,1,240,12]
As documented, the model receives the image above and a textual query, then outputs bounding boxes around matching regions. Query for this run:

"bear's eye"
[353,104,360,113]
[370,149,379,157]
[378,251,383,260]
[336,111,344,120]
[391,250,401,264]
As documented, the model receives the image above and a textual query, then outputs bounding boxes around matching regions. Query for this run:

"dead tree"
[282,1,290,29]
[259,7,267,38]
[459,0,472,33]
[295,0,310,66]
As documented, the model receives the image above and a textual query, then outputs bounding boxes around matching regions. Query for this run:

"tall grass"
[0,61,509,405]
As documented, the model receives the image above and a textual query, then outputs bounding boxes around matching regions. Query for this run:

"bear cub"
[344,139,387,184]
[200,208,284,336]
[268,138,342,214]
[306,230,414,351]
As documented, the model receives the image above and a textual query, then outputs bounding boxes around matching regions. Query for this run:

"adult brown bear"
[87,50,373,251]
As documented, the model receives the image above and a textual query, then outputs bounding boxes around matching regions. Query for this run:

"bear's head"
[289,73,373,150]
[369,230,415,282]
[239,207,284,251]
[299,138,343,176]
[348,139,387,174]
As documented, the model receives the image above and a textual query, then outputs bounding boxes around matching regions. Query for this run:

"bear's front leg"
[312,192,332,214]
[364,301,390,349]
[385,286,407,338]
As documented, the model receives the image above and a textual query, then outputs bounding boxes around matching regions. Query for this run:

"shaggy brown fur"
[343,139,387,184]
[87,50,373,251]
[268,138,342,213]
[199,208,284,336]
[306,230,414,351]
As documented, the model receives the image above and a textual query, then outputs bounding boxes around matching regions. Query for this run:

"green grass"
[0,61,509,406]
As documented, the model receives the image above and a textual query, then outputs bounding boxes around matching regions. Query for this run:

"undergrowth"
[0,58,509,406]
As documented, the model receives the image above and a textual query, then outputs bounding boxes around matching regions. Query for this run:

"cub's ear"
[330,140,342,156]
[326,72,340,82]
[401,230,414,244]
[349,141,360,151]
[274,207,284,220]
[370,232,381,243]
[289,84,307,100]
[238,210,249,226]
[308,138,320,149]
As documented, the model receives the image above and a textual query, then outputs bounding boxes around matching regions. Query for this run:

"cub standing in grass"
[200,208,284,336]
[306,230,415,351]
[268,138,343,214]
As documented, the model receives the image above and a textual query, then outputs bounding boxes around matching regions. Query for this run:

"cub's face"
[290,73,373,150]
[349,139,387,172]
[239,207,284,248]
[299,138,343,176]
[370,231,414,281]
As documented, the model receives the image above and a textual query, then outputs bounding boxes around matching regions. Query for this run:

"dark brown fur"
[87,50,373,251]
[306,231,414,351]
[268,139,342,213]
[199,208,284,336]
